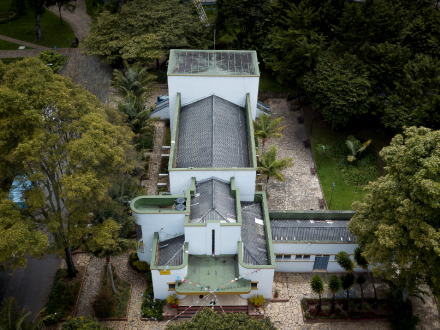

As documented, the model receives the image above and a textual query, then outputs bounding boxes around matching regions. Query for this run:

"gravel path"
[76,256,105,316]
[264,99,324,210]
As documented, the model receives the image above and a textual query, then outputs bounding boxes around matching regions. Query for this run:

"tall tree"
[257,145,294,195]
[0,58,135,277]
[253,114,286,152]
[340,273,355,311]
[23,0,53,41]
[327,275,341,314]
[310,274,325,312]
[52,0,76,25]
[354,246,378,309]
[356,274,366,310]
[349,126,440,297]
[82,0,211,66]
[335,251,355,273]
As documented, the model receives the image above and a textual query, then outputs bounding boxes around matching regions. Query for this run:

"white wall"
[169,170,256,202]
[238,264,274,299]
[168,76,259,133]
[151,106,170,120]
[184,223,241,256]
[151,266,188,300]
[134,212,186,263]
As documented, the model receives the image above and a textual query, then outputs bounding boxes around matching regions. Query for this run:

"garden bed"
[94,264,131,320]
[45,266,86,323]
[301,298,392,322]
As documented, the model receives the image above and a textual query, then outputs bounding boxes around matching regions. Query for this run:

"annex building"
[130,50,362,301]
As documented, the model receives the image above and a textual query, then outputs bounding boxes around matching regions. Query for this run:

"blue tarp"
[9,176,32,208]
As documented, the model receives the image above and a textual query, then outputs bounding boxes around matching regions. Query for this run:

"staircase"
[191,0,208,21]
[177,305,248,318]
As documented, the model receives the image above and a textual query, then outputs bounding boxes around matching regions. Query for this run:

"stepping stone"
[18,46,25,49]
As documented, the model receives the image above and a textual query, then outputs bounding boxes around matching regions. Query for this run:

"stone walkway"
[47,0,91,41]
[144,121,167,195]
[264,99,324,210]
[76,256,105,316]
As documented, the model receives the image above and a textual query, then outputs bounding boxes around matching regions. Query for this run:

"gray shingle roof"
[190,177,237,223]
[176,95,250,169]
[270,220,357,243]
[241,202,269,265]
[157,234,185,266]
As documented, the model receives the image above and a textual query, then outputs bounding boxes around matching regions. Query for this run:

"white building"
[131,50,361,303]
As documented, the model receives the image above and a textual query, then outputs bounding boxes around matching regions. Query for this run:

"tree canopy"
[82,0,211,65]
[0,58,136,276]
[349,126,440,296]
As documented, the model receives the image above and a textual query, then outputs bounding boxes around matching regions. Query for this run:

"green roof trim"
[268,210,355,220]
[150,232,189,270]
[245,93,258,168]
[168,92,180,171]
[130,195,189,214]
[175,255,251,294]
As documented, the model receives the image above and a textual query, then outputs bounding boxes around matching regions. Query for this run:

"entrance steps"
[177,305,248,318]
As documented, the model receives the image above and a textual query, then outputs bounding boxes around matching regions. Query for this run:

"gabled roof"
[190,177,237,223]
[241,202,269,265]
[157,234,185,266]
[270,219,357,243]
[176,95,250,169]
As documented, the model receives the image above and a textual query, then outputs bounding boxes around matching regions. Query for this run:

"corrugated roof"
[190,177,237,223]
[270,220,357,243]
[176,95,250,169]
[157,234,185,266]
[241,202,269,265]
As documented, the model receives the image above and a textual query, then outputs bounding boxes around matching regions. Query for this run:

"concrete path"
[0,255,60,317]
[0,34,49,50]
[0,48,81,58]
[47,0,91,41]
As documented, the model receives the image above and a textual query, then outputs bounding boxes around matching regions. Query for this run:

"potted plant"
[274,289,279,298]
[250,294,266,308]
[166,294,179,308]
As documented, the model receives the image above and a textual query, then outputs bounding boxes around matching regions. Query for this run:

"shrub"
[93,290,116,318]
[61,316,104,330]
[334,305,342,316]
[250,295,266,306]
[128,251,139,264]
[348,300,356,308]
[37,51,68,73]
[133,260,150,272]
[45,269,78,322]
[0,12,20,24]
[141,286,164,320]
[308,307,318,316]
[166,294,179,305]
[363,302,371,311]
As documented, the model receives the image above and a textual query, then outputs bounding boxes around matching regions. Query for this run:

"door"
[313,255,330,270]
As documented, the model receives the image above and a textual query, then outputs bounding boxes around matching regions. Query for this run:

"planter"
[170,304,178,308]
[127,260,147,277]
[274,295,279,298]
[253,304,262,308]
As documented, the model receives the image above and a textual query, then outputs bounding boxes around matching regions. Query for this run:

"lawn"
[0,0,75,48]
[302,105,393,210]
[0,39,32,50]
[0,57,24,64]
[259,69,289,92]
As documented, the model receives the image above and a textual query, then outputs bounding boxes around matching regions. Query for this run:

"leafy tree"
[257,145,294,195]
[0,58,135,277]
[354,246,377,309]
[0,297,50,330]
[253,113,286,152]
[82,0,211,66]
[340,273,355,311]
[349,126,440,298]
[345,135,372,162]
[111,61,156,99]
[0,195,49,270]
[21,0,53,41]
[215,0,271,50]
[382,54,440,131]
[165,307,277,330]
[327,275,341,314]
[356,274,366,310]
[310,274,325,312]
[335,251,355,273]
[302,52,373,129]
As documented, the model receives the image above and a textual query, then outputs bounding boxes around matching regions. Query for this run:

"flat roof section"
[190,178,237,223]
[168,50,259,76]
[175,255,251,294]
[176,95,250,169]
[270,220,357,243]
[241,202,269,266]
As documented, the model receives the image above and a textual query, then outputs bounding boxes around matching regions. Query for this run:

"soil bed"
[301,298,392,321]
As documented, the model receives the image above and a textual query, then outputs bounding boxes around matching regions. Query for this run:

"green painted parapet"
[269,210,355,220]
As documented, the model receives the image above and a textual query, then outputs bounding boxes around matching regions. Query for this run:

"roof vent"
[176,197,186,204]
[176,204,186,211]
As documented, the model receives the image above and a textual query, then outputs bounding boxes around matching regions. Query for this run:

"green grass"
[303,105,393,210]
[259,69,289,92]
[85,0,100,18]
[0,0,75,48]
[0,57,24,64]
[0,39,32,50]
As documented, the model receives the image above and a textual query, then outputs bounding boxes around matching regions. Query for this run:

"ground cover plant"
[301,298,391,320]
[128,250,150,274]
[0,0,75,48]
[61,316,113,330]
[141,275,164,320]
[93,264,130,318]
[45,267,86,322]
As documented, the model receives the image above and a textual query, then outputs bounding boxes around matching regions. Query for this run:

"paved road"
[0,255,60,317]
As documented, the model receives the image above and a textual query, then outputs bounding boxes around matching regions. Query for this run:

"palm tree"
[310,274,325,312]
[253,113,286,152]
[354,246,378,309]
[328,275,341,314]
[335,251,355,274]
[257,145,294,195]
[356,274,366,310]
[0,297,49,330]
[111,61,156,99]
[345,135,372,162]
[340,273,355,311]
[117,91,158,133]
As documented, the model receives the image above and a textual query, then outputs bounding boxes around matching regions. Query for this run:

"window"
[251,282,258,290]
[303,255,311,260]
[295,255,311,260]
[212,230,215,255]
[295,255,303,260]
[168,283,175,290]
[276,255,283,260]
[283,255,291,260]
[275,255,293,261]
